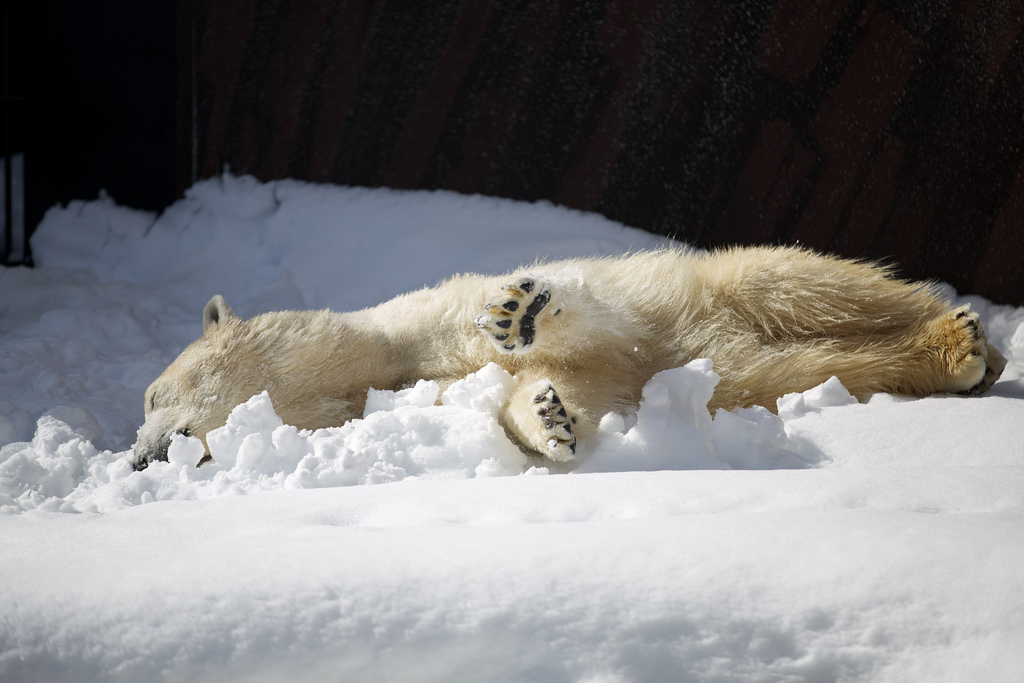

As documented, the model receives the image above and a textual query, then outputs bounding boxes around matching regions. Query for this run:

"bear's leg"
[501,375,581,461]
[933,305,1007,394]
[475,276,553,354]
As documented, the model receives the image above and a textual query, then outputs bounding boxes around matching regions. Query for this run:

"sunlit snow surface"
[2,175,1024,682]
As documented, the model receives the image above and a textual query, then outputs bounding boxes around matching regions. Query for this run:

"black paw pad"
[532,385,576,456]
[476,277,551,354]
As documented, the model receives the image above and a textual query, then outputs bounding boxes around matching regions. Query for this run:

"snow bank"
[3,174,1024,682]
[2,358,824,514]
[3,470,1023,683]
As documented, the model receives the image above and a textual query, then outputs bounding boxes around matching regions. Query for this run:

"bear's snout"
[132,432,172,471]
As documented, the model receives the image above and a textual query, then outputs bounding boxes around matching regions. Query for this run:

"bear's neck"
[245,308,416,391]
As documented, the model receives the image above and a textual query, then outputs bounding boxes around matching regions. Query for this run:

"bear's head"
[134,294,398,470]
[133,295,263,470]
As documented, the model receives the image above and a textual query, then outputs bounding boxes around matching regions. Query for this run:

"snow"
[2,174,1023,682]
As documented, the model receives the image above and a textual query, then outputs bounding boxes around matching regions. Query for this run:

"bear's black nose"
[131,433,172,471]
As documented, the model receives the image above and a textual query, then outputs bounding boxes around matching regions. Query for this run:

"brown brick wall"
[184,0,1024,304]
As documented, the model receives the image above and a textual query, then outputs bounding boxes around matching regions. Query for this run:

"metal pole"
[2,1,12,265]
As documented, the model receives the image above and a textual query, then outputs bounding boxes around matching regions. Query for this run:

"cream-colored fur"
[134,246,1006,468]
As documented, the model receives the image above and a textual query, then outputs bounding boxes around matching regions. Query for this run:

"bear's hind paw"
[942,305,993,394]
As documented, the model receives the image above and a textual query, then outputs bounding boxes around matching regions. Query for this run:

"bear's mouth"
[132,427,206,471]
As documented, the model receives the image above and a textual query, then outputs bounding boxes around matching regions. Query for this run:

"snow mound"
[3,174,1024,682]
[1,360,823,514]
[580,360,726,472]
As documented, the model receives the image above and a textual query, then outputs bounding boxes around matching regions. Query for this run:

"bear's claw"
[945,305,1003,395]
[534,384,575,460]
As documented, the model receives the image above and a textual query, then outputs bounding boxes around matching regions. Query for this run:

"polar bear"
[133,246,1006,469]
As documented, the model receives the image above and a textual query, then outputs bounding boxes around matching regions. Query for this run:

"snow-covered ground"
[2,175,1023,682]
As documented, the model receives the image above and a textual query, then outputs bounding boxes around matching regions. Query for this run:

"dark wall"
[26,0,178,230]
[22,1,1024,304]
[187,0,1024,304]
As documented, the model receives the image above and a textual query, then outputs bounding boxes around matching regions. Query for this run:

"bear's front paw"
[533,384,576,461]
[475,277,552,354]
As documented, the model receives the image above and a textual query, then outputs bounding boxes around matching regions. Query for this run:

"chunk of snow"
[776,375,858,420]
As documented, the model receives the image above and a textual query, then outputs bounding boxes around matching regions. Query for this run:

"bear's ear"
[202,295,236,335]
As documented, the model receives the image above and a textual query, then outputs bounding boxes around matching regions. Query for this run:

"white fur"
[134,246,1006,468]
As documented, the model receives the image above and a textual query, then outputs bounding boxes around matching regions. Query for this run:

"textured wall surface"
[186,0,1024,303]
[24,1,178,235]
